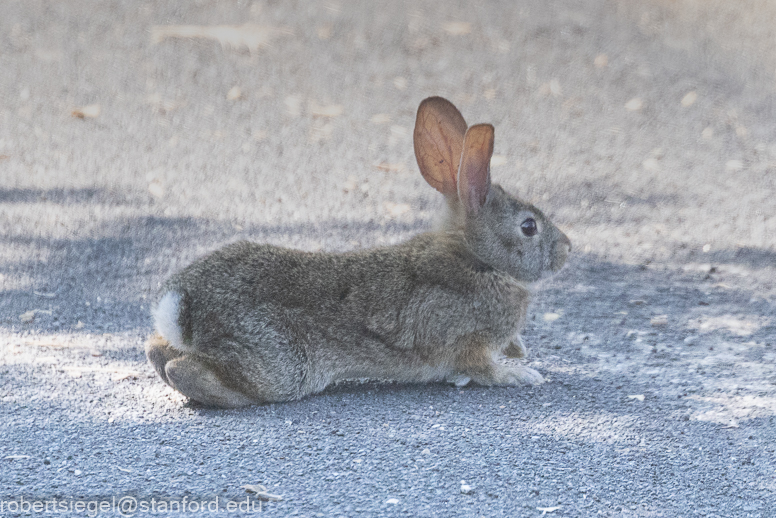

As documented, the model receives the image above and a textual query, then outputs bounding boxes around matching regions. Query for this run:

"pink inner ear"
[413,97,468,197]
[457,124,494,215]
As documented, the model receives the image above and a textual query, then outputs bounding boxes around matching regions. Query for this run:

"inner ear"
[457,124,494,215]
[413,97,468,197]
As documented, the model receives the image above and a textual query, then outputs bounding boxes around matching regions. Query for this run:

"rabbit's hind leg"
[164,355,257,408]
[145,333,183,386]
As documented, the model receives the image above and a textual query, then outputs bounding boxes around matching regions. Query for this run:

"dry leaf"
[310,103,344,118]
[317,25,332,40]
[75,320,85,329]
[393,77,407,90]
[374,162,405,173]
[370,113,391,124]
[24,338,67,349]
[625,98,643,111]
[19,311,35,323]
[543,313,560,322]
[490,155,507,167]
[627,394,645,401]
[308,121,333,143]
[343,177,358,192]
[242,484,283,501]
[548,79,562,97]
[148,180,165,199]
[0,155,9,160]
[681,91,697,107]
[642,158,660,172]
[284,95,302,117]
[702,127,713,139]
[227,86,242,101]
[117,466,133,473]
[112,369,141,381]
[390,125,408,137]
[33,290,57,298]
[725,160,743,172]
[537,507,561,515]
[386,498,399,505]
[71,104,101,118]
[151,24,290,53]
[594,54,608,67]
[5,455,30,460]
[443,21,472,35]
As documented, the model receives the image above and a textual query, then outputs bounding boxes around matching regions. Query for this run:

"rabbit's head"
[414,96,571,282]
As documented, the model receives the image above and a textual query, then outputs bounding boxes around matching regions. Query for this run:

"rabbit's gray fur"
[147,97,571,407]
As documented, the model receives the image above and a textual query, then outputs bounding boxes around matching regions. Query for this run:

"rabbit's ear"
[413,97,468,197]
[457,124,494,215]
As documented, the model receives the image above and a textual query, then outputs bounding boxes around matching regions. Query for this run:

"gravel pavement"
[1,1,775,516]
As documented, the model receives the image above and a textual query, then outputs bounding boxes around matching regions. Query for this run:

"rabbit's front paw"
[446,373,472,387]
[489,364,544,386]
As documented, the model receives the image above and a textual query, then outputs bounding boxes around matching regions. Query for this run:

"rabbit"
[146,96,571,408]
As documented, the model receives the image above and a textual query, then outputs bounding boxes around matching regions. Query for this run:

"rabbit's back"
[157,234,529,378]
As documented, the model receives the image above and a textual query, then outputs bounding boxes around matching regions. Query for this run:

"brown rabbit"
[146,96,571,407]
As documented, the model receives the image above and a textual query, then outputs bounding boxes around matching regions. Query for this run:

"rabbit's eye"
[520,218,538,237]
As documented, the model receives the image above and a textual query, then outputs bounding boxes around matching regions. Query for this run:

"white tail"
[152,291,186,351]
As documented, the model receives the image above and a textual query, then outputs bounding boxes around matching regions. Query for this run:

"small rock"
[227,86,242,100]
[460,484,474,494]
[681,91,697,107]
[19,311,35,323]
[490,155,507,167]
[625,98,643,111]
[148,180,165,198]
[442,22,471,36]
[650,315,668,326]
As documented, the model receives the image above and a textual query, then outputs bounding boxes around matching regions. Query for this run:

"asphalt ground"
[1,0,775,516]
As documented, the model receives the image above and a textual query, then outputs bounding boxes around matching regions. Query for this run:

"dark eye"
[520,218,538,237]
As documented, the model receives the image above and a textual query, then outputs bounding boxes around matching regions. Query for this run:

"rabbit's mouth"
[550,232,572,272]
